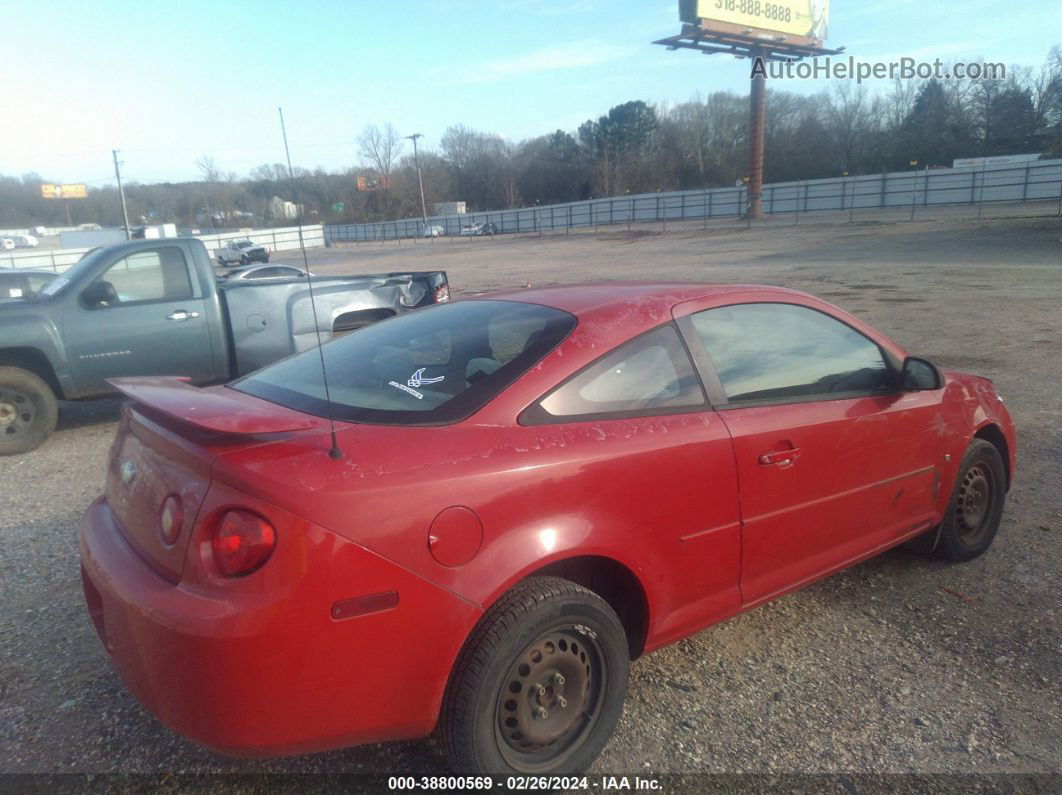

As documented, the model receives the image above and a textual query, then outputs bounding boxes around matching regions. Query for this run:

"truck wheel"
[441,577,629,775]
[0,367,58,456]
[934,439,1006,561]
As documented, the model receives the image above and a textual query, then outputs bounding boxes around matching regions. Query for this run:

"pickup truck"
[0,238,448,454]
[216,239,270,266]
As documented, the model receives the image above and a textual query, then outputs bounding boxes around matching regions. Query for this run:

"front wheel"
[0,367,58,455]
[441,577,629,776]
[935,439,1007,561]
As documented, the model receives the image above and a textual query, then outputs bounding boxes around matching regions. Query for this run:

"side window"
[24,274,54,294]
[691,303,893,404]
[94,247,193,305]
[0,273,23,298]
[528,324,705,423]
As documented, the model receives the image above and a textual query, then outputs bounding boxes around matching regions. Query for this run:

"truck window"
[92,247,193,304]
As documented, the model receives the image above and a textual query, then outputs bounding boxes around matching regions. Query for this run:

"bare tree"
[195,155,222,182]
[824,83,876,170]
[358,123,403,186]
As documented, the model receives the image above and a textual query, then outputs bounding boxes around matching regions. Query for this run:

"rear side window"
[524,324,705,424]
[233,300,576,425]
[691,303,893,404]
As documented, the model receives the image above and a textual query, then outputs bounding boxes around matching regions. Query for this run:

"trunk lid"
[105,406,215,582]
[104,377,338,582]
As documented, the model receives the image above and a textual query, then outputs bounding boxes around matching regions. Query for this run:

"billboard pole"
[747,47,767,220]
[655,5,843,223]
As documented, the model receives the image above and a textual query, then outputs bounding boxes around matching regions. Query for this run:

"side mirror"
[80,280,118,309]
[901,357,942,391]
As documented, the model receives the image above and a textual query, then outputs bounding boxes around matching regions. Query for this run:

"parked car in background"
[459,223,497,237]
[0,269,58,301]
[0,237,448,454]
[216,239,269,266]
[219,264,313,281]
[78,283,1013,775]
[8,234,39,248]
[422,225,445,238]
[0,238,14,251]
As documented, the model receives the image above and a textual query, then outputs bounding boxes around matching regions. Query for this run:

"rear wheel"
[935,439,1006,561]
[441,577,629,775]
[0,367,58,456]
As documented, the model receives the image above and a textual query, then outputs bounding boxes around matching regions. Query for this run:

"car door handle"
[758,448,802,467]
[166,310,200,321]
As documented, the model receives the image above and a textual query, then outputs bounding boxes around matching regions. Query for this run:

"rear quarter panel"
[214,411,744,656]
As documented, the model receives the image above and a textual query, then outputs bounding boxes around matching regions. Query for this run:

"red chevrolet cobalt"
[80,284,1015,774]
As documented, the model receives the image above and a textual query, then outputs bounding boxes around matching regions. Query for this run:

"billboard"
[40,183,88,199]
[356,175,389,192]
[680,0,830,42]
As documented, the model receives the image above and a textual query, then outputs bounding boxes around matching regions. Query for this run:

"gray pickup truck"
[0,238,448,454]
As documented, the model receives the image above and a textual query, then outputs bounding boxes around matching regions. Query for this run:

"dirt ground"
[1,208,1059,784]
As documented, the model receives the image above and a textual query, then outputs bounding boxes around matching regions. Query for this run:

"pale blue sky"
[1,0,1058,184]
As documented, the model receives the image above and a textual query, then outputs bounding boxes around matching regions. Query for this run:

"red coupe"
[80,283,1015,774]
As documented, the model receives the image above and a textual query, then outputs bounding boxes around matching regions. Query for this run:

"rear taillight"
[211,510,276,576]
[159,494,183,546]
[434,284,450,303]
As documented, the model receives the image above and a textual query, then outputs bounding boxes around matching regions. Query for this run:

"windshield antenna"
[279,106,342,460]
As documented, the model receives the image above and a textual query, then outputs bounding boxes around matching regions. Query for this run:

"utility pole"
[112,149,131,239]
[405,133,429,228]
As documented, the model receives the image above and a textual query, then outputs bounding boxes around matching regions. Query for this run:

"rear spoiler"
[108,377,323,435]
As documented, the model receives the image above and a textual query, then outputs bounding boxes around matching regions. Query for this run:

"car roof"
[479,282,810,316]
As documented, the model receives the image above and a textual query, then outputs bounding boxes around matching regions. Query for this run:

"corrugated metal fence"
[0,225,325,272]
[325,158,1062,243]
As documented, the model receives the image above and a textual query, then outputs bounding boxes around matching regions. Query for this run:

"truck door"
[62,245,215,396]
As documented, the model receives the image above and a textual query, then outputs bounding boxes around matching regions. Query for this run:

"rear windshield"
[232,300,576,424]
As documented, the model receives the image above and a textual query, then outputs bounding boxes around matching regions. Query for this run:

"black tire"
[441,576,629,776]
[263,254,270,263]
[0,366,58,456]
[935,439,1006,561]
[240,255,249,265]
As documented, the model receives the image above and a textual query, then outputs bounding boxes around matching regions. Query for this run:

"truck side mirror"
[80,280,118,309]
[901,357,942,391]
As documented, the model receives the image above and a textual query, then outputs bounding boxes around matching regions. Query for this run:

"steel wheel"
[441,577,629,775]
[495,626,608,771]
[954,462,995,545]
[0,388,35,441]
[935,439,1007,562]
[0,367,58,456]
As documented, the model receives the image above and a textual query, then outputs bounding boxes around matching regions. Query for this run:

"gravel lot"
[1,208,1059,784]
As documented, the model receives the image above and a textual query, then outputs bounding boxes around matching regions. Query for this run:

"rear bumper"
[80,496,479,756]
